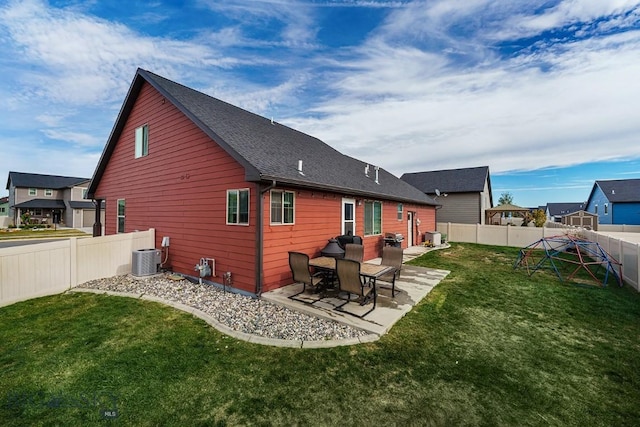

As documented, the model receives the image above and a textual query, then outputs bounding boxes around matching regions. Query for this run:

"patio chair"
[335,258,376,317]
[288,252,325,301]
[344,243,364,263]
[378,246,403,297]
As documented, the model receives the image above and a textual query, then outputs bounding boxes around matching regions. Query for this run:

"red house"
[87,69,437,295]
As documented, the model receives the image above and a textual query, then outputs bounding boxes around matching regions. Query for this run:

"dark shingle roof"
[88,69,435,205]
[400,166,490,194]
[69,201,101,209]
[596,179,640,203]
[546,202,585,216]
[6,172,89,190]
[13,199,66,209]
[0,196,8,204]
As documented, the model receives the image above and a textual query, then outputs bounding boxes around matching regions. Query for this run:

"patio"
[262,245,450,338]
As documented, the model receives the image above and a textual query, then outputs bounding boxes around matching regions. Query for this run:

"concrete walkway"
[262,245,450,341]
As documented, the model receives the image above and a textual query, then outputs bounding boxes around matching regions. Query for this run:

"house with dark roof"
[400,166,493,225]
[87,69,437,295]
[585,179,640,225]
[5,172,104,228]
[545,202,585,223]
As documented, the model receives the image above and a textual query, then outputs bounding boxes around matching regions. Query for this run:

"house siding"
[611,203,640,225]
[261,187,435,292]
[94,81,258,293]
[586,186,611,224]
[435,192,480,224]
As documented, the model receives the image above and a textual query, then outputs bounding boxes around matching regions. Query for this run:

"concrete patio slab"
[262,248,450,338]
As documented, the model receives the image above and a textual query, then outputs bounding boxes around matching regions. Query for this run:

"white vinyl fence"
[436,222,640,292]
[0,229,155,308]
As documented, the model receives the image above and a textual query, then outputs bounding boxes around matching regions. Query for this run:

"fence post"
[476,223,480,244]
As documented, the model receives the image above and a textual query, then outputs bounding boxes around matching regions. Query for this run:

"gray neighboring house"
[5,171,104,228]
[545,202,585,223]
[401,166,493,224]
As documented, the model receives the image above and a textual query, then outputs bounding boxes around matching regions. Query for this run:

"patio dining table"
[308,256,394,280]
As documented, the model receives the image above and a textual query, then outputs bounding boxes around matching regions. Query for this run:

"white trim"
[226,188,250,225]
[269,189,295,225]
[341,198,356,235]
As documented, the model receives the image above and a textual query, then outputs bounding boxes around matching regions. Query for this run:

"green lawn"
[1,243,639,426]
[0,228,91,240]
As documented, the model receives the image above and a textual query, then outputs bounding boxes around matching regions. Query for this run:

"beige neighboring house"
[0,196,9,228]
[5,171,104,228]
[401,166,494,225]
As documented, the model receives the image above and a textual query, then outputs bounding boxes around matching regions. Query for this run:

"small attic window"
[135,124,149,158]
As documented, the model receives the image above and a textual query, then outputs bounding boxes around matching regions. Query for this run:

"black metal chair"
[288,252,325,302]
[335,258,376,317]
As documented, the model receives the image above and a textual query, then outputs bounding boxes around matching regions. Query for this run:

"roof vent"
[374,166,380,184]
[364,164,369,177]
[297,160,304,176]
[612,189,615,195]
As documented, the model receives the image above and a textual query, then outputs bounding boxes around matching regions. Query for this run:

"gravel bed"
[76,274,369,342]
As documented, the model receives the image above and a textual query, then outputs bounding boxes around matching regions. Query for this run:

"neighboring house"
[545,202,585,222]
[0,196,8,216]
[0,196,8,228]
[87,69,437,295]
[585,179,640,225]
[400,166,493,224]
[5,172,104,228]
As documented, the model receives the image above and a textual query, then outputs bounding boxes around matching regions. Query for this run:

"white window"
[342,198,355,235]
[397,203,403,221]
[135,124,149,158]
[270,190,295,224]
[364,201,382,236]
[227,189,249,225]
[45,189,53,197]
[594,204,598,214]
[28,188,37,196]
[604,203,608,215]
[117,199,125,233]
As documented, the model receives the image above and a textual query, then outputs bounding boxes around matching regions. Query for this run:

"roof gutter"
[255,179,277,297]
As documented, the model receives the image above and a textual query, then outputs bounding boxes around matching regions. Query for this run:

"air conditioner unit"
[132,248,161,277]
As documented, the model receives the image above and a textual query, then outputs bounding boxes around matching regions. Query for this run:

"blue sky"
[1,0,640,208]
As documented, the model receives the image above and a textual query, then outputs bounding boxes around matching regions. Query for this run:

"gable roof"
[6,172,89,190]
[0,196,8,204]
[546,202,585,216]
[88,69,435,206]
[592,179,640,203]
[400,166,491,195]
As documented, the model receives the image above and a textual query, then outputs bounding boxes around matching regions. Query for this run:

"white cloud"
[0,0,232,105]
[286,14,640,176]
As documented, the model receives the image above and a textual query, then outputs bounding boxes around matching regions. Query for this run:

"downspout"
[255,180,277,297]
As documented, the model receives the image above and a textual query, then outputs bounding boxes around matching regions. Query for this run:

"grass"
[0,228,91,240]
[1,243,639,426]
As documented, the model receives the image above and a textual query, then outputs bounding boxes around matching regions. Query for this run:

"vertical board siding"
[95,82,257,293]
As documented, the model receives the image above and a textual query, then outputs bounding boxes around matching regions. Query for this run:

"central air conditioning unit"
[132,248,161,277]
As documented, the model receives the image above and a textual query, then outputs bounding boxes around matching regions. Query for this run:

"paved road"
[0,239,66,249]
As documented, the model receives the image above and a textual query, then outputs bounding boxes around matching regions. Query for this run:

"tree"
[498,192,514,205]
[533,209,547,227]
